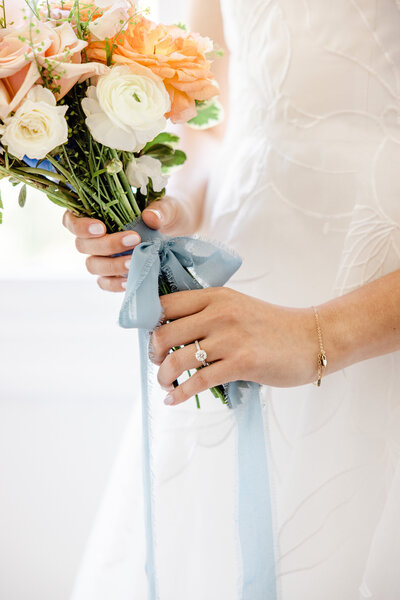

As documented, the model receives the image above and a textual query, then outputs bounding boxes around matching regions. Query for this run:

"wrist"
[300,307,324,385]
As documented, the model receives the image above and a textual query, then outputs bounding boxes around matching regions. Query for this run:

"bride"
[61,0,400,598]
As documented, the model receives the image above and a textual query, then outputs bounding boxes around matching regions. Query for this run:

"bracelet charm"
[313,307,328,386]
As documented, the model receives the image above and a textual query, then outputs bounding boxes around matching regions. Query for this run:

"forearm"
[166,127,226,234]
[166,0,230,234]
[319,270,400,376]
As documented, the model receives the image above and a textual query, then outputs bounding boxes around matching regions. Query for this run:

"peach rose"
[0,20,108,121]
[87,16,218,123]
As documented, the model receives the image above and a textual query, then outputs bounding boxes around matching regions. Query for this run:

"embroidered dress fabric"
[71,1,400,599]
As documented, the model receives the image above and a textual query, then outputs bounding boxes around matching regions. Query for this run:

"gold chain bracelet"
[312,306,328,387]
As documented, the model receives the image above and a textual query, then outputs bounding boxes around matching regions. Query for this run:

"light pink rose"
[0,20,108,120]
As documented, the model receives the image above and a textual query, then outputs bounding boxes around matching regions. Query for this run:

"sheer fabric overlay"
[71,1,400,599]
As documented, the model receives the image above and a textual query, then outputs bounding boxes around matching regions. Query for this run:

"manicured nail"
[125,259,131,270]
[147,209,162,221]
[88,223,105,235]
[164,394,175,406]
[122,233,140,247]
[162,384,175,392]
[121,281,127,289]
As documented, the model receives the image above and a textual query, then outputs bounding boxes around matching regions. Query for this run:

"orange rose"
[87,16,218,123]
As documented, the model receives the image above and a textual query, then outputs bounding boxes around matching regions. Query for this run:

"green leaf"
[160,150,187,174]
[0,211,2,224]
[18,184,27,208]
[212,48,225,58]
[143,132,180,152]
[144,146,175,162]
[187,98,224,130]
[0,188,3,209]
[174,22,188,31]
[46,193,67,208]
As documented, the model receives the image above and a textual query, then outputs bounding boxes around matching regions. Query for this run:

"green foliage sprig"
[188,98,224,130]
[0,0,6,28]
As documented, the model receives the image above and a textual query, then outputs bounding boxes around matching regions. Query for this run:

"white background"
[0,1,187,599]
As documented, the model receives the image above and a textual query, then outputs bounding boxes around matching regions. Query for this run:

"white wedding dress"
[71,1,400,599]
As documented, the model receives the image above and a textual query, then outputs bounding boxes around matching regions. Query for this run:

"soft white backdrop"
[0,1,187,599]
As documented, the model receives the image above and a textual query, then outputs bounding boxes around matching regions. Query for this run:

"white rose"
[89,2,130,41]
[0,86,68,160]
[126,155,168,195]
[82,66,170,152]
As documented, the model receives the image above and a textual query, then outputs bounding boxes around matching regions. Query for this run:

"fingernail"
[164,394,175,406]
[121,281,127,289]
[125,259,131,270]
[88,223,105,235]
[147,209,162,221]
[122,233,140,247]
[162,384,175,392]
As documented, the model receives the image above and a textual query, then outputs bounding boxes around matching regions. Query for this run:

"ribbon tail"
[119,242,163,330]
[118,240,163,599]
[229,382,277,600]
[139,329,158,600]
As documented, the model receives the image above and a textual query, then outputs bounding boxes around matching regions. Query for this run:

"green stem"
[0,166,74,201]
[18,167,68,183]
[112,174,134,220]
[110,149,141,218]
[12,170,75,200]
[0,0,6,27]
[46,153,92,213]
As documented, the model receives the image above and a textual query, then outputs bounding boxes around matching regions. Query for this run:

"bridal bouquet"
[0,0,223,228]
[0,0,235,406]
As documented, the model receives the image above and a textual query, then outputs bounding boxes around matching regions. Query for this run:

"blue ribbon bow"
[119,220,241,330]
[119,220,277,600]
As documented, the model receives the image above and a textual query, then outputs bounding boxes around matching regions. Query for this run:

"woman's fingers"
[86,254,131,277]
[164,362,230,406]
[62,210,141,256]
[97,276,128,293]
[157,339,222,391]
[160,288,223,322]
[150,312,214,365]
[142,195,191,235]
[63,210,106,238]
[75,231,141,256]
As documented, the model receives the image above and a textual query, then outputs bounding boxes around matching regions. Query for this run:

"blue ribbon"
[119,220,276,600]
[23,156,58,173]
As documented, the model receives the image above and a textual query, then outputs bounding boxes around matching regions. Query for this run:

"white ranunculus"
[126,156,168,195]
[89,2,130,41]
[0,86,68,160]
[82,66,171,152]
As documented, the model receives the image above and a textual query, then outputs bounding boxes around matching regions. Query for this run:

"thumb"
[142,196,182,234]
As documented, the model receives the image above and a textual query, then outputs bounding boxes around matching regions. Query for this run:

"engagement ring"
[194,340,208,367]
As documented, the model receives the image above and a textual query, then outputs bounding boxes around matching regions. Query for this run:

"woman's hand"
[62,195,196,292]
[151,288,319,406]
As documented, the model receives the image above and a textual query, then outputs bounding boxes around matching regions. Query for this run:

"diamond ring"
[194,340,208,367]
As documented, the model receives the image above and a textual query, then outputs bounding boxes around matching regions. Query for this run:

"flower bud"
[106,159,123,174]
